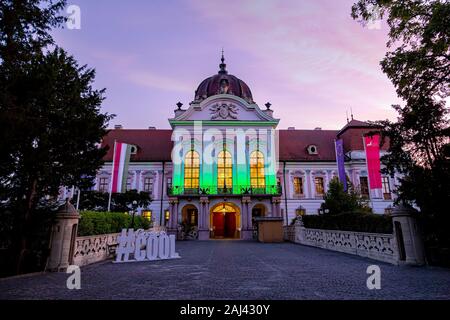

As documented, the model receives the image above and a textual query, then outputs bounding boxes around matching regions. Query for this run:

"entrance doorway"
[181,205,198,240]
[210,203,241,239]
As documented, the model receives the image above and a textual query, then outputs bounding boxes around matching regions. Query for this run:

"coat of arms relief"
[209,103,238,120]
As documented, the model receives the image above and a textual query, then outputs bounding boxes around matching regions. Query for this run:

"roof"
[101,129,173,162]
[337,119,381,137]
[193,55,254,104]
[102,128,386,163]
[278,129,339,161]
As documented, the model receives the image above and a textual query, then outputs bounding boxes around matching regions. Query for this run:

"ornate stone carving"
[209,103,238,120]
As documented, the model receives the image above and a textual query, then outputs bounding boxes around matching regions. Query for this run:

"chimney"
[148,126,156,130]
[288,127,296,131]
[114,125,123,130]
[314,127,322,130]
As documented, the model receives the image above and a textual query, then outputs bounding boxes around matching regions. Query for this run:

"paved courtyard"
[1,241,450,300]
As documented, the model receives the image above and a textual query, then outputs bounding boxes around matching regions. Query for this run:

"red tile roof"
[101,129,173,162]
[101,122,387,163]
[278,130,339,161]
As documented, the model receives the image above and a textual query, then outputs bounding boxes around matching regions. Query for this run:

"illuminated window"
[99,177,109,193]
[165,210,170,222]
[142,210,152,221]
[217,150,233,189]
[184,151,200,189]
[250,151,265,188]
[293,177,303,195]
[382,177,391,200]
[314,177,324,195]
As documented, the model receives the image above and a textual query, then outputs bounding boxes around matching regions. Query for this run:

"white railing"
[285,224,398,265]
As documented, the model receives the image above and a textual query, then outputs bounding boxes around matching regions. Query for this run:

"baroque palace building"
[88,56,397,240]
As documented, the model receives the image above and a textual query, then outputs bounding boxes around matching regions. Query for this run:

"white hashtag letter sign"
[114,229,180,263]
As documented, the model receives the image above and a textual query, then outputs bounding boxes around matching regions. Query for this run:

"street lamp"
[131,200,138,229]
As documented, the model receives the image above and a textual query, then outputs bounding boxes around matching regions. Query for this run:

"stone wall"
[284,224,398,265]
[73,226,167,267]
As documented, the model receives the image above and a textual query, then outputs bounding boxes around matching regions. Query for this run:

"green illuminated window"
[218,150,233,189]
[250,151,265,188]
[184,151,200,189]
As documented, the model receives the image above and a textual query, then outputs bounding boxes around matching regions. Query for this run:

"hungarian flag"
[364,134,382,189]
[110,141,134,193]
[335,139,347,191]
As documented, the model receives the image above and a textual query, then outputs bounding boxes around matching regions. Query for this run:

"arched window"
[184,151,200,190]
[217,151,233,189]
[250,151,265,188]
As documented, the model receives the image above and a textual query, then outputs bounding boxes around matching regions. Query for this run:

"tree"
[0,0,113,274]
[321,178,371,215]
[352,0,450,264]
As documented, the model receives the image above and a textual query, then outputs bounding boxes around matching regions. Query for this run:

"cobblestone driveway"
[1,241,449,300]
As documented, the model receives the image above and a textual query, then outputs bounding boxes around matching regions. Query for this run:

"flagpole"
[108,139,117,212]
[76,187,81,211]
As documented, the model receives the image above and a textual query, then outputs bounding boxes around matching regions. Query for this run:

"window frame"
[184,150,200,190]
[250,151,266,189]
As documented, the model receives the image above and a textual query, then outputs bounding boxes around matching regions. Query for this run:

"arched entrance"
[181,204,198,240]
[210,202,241,239]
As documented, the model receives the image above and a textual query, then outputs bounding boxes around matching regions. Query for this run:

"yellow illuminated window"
[184,151,200,189]
[218,150,233,188]
[315,177,324,195]
[250,151,265,188]
[142,210,152,221]
[294,177,303,195]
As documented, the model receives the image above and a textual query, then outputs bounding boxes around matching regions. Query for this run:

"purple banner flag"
[335,139,348,191]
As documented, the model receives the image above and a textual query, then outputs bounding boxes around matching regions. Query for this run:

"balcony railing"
[167,185,282,197]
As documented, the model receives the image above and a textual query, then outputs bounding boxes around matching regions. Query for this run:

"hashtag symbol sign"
[115,229,136,262]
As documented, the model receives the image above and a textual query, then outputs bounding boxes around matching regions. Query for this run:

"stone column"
[198,197,210,240]
[167,198,179,236]
[392,204,426,266]
[47,200,80,272]
[241,197,252,240]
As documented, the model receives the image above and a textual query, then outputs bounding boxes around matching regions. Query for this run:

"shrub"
[302,212,393,234]
[77,211,151,236]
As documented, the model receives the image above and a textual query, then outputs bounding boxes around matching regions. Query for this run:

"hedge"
[77,211,151,236]
[301,212,393,234]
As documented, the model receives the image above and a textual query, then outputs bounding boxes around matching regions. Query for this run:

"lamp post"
[131,200,138,229]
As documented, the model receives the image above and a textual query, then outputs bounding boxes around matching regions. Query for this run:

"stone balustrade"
[73,233,120,267]
[284,224,398,265]
[73,226,167,267]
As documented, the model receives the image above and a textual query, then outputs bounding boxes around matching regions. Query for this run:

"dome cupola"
[194,52,254,104]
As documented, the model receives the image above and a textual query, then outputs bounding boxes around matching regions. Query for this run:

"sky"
[53,0,404,130]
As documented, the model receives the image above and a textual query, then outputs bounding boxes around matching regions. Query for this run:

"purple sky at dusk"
[53,0,404,130]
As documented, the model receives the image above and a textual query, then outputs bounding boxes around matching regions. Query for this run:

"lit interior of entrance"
[210,203,241,239]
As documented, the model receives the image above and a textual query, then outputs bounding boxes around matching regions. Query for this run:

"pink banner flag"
[364,134,382,189]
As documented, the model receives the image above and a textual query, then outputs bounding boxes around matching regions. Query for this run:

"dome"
[194,54,254,104]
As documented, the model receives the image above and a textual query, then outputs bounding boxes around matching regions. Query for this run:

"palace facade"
[84,56,397,240]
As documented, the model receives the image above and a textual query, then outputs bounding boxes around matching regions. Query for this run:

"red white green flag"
[110,141,134,193]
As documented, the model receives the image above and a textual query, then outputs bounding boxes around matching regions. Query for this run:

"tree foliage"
[321,178,372,215]
[0,0,113,275]
[352,0,450,263]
